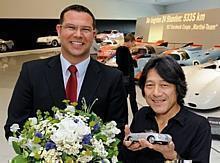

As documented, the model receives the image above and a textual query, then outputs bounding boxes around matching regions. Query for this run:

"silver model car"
[0,39,14,52]
[36,35,60,47]
[127,131,172,144]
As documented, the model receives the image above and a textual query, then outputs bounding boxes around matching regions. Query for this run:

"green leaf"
[65,156,74,163]
[11,155,28,163]
[34,152,41,160]
[89,121,96,127]
[95,134,107,141]
[33,137,41,143]
[12,141,22,154]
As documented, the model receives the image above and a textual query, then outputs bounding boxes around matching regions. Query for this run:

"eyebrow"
[62,23,93,28]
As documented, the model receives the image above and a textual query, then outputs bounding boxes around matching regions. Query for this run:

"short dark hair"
[59,4,96,29]
[124,33,135,42]
[138,55,187,105]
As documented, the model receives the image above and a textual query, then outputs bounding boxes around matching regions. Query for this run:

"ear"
[56,24,61,37]
[93,29,97,37]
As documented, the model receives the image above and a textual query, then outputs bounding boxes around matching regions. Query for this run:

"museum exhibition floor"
[0,49,220,162]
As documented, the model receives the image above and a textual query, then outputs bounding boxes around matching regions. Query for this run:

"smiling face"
[144,68,179,116]
[56,10,96,64]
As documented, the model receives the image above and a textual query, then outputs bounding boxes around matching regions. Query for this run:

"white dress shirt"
[60,54,90,100]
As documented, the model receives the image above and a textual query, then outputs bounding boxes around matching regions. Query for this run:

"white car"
[0,39,14,52]
[36,36,60,47]
[96,30,124,43]
[127,131,172,144]
[183,60,220,110]
[100,39,118,46]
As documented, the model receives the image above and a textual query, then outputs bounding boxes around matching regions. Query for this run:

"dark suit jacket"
[4,55,128,139]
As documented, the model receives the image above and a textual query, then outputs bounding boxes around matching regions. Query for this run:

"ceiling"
[123,0,191,5]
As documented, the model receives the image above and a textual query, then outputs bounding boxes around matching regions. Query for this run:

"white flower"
[10,123,20,132]
[26,140,42,151]
[102,121,121,138]
[65,105,75,113]
[54,111,64,120]
[51,117,91,142]
[28,117,38,125]
[91,138,108,158]
[111,156,118,163]
[102,159,111,163]
[41,149,61,163]
[8,136,19,145]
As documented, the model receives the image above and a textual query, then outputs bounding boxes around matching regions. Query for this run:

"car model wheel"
[147,135,155,144]
[0,44,8,52]
[51,40,59,47]
[193,61,200,65]
[127,136,133,141]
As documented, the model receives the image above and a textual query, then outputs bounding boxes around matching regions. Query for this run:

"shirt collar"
[171,106,185,126]
[60,54,90,76]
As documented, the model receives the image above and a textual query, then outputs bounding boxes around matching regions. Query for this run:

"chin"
[151,104,167,114]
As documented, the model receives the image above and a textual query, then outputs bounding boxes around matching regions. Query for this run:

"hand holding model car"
[123,125,178,160]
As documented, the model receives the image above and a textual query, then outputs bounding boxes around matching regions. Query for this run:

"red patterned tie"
[66,65,78,102]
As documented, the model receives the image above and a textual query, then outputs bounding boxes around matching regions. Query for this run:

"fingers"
[139,139,154,149]
[126,142,142,151]
[151,141,177,160]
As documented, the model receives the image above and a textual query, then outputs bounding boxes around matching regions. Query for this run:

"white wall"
[165,0,220,13]
[0,0,164,20]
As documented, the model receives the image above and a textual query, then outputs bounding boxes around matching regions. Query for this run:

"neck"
[155,104,180,132]
[62,52,90,65]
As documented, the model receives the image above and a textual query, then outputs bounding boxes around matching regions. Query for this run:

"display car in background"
[36,35,60,47]
[131,44,168,60]
[163,45,220,66]
[96,30,124,43]
[104,40,168,69]
[183,60,220,110]
[100,39,118,46]
[0,38,14,53]
[97,40,120,62]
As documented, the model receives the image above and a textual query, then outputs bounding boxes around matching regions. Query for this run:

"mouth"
[70,41,84,46]
[152,99,165,104]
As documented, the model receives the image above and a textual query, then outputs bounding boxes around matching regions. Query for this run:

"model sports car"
[183,60,220,110]
[127,131,172,145]
[36,35,60,47]
[164,45,220,66]
[0,38,14,52]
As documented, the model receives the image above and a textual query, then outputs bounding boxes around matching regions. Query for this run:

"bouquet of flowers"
[9,98,121,163]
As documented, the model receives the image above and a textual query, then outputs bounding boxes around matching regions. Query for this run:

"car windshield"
[179,51,190,60]
[170,54,181,60]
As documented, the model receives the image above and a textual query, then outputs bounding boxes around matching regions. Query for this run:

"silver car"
[36,35,60,47]
[127,131,172,144]
[0,39,14,52]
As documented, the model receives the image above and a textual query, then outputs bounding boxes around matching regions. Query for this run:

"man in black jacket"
[116,33,138,116]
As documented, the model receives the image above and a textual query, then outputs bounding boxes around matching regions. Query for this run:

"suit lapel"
[78,59,101,105]
[45,55,66,107]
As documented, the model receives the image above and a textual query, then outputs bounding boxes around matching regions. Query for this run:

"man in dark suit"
[4,4,128,143]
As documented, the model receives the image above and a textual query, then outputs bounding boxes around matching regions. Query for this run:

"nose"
[74,27,82,37]
[152,85,162,96]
